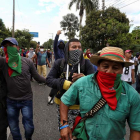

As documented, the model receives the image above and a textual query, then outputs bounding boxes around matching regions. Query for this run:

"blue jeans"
[7,98,34,140]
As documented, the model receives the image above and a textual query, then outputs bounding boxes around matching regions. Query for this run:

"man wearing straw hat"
[60,47,140,140]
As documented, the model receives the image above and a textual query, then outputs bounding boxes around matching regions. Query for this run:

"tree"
[14,29,33,49]
[60,13,79,39]
[68,0,98,25]
[43,39,53,50]
[131,26,140,40]
[0,18,11,44]
[30,41,37,49]
[80,7,130,52]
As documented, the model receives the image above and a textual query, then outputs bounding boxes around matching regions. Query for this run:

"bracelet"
[60,124,69,130]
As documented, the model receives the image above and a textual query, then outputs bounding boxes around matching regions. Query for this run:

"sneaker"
[48,96,53,104]
[39,83,44,86]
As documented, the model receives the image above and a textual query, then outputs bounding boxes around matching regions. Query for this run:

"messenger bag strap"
[80,97,106,122]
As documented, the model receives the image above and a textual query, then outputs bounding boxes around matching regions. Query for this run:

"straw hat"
[90,47,133,67]
[97,50,101,54]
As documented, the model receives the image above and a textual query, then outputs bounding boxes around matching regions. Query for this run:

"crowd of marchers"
[0,30,140,140]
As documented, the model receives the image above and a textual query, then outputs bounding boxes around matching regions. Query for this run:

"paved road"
[8,67,131,140]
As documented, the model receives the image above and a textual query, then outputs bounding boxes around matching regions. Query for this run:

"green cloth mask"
[7,46,22,77]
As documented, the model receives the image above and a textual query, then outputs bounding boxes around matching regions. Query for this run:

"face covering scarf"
[4,46,22,77]
[69,49,82,66]
[58,43,65,49]
[96,71,122,110]
[40,49,44,52]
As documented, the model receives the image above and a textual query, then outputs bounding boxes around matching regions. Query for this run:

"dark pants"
[126,82,132,85]
[0,106,8,140]
[49,88,58,98]
[136,75,140,93]
[7,98,34,140]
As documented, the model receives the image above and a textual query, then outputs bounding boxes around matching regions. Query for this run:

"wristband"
[60,124,69,130]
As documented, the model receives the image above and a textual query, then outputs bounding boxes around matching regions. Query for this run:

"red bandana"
[96,71,122,110]
[4,47,14,76]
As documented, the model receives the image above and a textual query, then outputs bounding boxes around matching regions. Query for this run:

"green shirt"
[61,74,140,140]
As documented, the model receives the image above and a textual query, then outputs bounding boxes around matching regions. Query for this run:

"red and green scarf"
[4,46,22,77]
[96,71,122,110]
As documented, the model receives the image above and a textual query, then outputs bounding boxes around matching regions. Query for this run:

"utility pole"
[12,0,15,37]
[102,0,105,11]
[49,33,53,49]
[49,33,53,40]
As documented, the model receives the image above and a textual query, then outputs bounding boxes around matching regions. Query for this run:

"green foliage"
[0,47,4,56]
[43,39,53,50]
[80,7,130,52]
[60,13,79,39]
[30,41,37,49]
[0,18,11,44]
[0,18,35,49]
[14,29,33,49]
[68,0,99,24]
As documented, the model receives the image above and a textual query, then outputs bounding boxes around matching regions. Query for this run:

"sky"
[0,0,140,45]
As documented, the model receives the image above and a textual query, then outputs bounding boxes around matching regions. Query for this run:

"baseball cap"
[125,50,133,53]
[1,37,18,46]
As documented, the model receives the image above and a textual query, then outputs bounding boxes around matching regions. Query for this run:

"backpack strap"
[59,59,65,74]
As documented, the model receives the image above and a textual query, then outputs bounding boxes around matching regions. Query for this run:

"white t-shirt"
[121,60,135,82]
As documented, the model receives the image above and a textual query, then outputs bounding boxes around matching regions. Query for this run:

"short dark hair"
[69,38,81,44]
[40,46,44,48]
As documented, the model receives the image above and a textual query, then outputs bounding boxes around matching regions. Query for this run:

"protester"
[47,49,51,64]
[53,30,65,60]
[26,48,36,81]
[23,48,29,57]
[19,47,25,57]
[83,49,97,71]
[48,30,65,104]
[134,52,140,77]
[83,49,91,59]
[136,53,140,93]
[26,48,35,60]
[0,69,8,140]
[35,44,51,85]
[121,50,135,85]
[46,38,95,128]
[60,47,140,140]
[0,37,46,140]
[50,50,52,63]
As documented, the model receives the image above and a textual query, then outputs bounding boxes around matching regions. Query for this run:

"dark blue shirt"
[37,52,48,65]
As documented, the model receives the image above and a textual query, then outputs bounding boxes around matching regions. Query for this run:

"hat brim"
[1,40,14,46]
[90,55,133,67]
